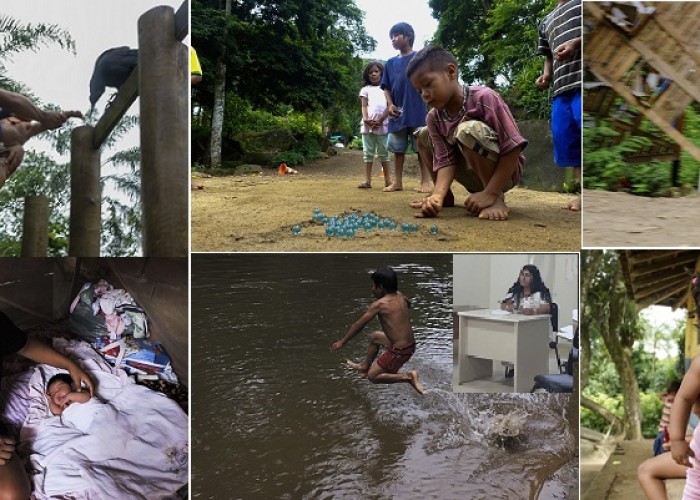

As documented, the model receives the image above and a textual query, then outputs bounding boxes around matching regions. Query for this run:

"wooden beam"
[69,126,102,257]
[628,38,700,105]
[588,63,700,164]
[92,69,139,148]
[637,281,689,308]
[21,195,49,257]
[138,6,188,256]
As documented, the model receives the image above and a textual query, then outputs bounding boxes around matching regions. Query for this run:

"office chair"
[532,326,578,393]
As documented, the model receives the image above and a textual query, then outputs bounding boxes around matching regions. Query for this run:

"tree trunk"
[209,0,231,168]
[581,396,623,435]
[598,265,643,440]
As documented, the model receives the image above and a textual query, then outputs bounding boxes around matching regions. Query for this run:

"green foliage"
[584,106,700,194]
[430,0,555,117]
[349,136,363,150]
[640,391,665,438]
[580,392,623,433]
[273,136,322,167]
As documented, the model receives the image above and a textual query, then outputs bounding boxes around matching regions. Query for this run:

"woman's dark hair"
[362,61,384,87]
[47,373,73,391]
[389,22,415,47]
[506,265,551,303]
[371,267,398,293]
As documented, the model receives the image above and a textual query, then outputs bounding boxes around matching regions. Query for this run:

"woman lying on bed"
[0,311,94,500]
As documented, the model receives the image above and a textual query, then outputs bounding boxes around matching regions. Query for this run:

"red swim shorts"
[376,343,416,374]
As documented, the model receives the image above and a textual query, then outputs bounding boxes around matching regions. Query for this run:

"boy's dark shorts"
[377,343,416,373]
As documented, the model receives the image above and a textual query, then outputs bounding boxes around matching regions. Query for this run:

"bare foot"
[406,370,425,395]
[477,196,509,221]
[563,196,580,212]
[382,183,403,192]
[346,360,368,374]
[414,184,431,193]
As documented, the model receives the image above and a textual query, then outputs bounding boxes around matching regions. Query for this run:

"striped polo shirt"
[537,0,582,96]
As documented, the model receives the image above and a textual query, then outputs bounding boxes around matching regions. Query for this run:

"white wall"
[453,253,579,327]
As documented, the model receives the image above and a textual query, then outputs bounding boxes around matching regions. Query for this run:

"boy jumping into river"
[331,267,425,395]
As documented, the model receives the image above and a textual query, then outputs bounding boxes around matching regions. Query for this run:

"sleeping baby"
[45,373,104,433]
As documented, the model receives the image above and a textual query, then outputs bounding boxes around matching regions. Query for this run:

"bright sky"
[640,305,688,359]
[353,0,439,61]
[1,0,183,157]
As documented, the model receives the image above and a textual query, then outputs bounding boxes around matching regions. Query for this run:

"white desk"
[457,309,550,393]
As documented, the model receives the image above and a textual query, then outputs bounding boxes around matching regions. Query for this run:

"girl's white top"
[359,85,389,135]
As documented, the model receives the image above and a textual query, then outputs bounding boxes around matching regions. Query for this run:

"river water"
[191,254,578,499]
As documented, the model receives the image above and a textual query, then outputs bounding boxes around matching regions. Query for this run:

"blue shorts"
[551,90,581,167]
[387,127,419,154]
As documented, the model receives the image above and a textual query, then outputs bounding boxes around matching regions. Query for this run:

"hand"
[5,145,24,176]
[671,439,695,467]
[69,365,94,396]
[554,40,577,61]
[411,193,443,218]
[535,74,551,90]
[331,341,344,351]
[388,105,401,118]
[465,191,499,214]
[38,110,67,129]
[0,435,16,465]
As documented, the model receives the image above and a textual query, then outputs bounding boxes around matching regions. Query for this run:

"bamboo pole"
[138,6,188,257]
[69,126,101,256]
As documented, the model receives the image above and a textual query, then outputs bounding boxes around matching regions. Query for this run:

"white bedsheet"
[18,338,187,499]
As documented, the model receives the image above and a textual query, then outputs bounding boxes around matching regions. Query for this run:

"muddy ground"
[191,149,581,252]
[582,189,700,248]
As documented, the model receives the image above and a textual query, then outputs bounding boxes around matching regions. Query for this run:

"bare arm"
[65,391,91,405]
[331,302,380,350]
[18,338,94,395]
[535,55,553,90]
[412,164,455,218]
[671,357,700,466]
[0,89,66,129]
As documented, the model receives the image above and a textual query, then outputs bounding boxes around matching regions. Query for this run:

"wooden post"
[21,195,49,256]
[69,125,102,256]
[138,6,188,257]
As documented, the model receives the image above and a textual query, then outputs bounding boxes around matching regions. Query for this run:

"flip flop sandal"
[357,182,372,189]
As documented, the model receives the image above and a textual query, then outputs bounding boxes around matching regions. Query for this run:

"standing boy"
[407,46,528,220]
[331,267,424,395]
[380,22,430,193]
[536,0,582,212]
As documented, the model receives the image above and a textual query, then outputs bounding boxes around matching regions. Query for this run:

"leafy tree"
[582,250,643,439]
[192,0,374,166]
[429,0,555,117]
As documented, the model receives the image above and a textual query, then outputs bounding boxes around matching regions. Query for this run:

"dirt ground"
[191,149,581,252]
[583,189,700,248]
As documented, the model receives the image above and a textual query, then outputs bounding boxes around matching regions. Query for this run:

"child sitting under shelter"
[406,46,527,221]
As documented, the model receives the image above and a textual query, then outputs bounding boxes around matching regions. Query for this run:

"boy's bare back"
[374,291,414,348]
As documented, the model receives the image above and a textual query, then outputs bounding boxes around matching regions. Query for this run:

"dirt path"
[583,189,700,247]
[192,149,581,252]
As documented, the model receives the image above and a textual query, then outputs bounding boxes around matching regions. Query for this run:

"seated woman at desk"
[500,264,551,316]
